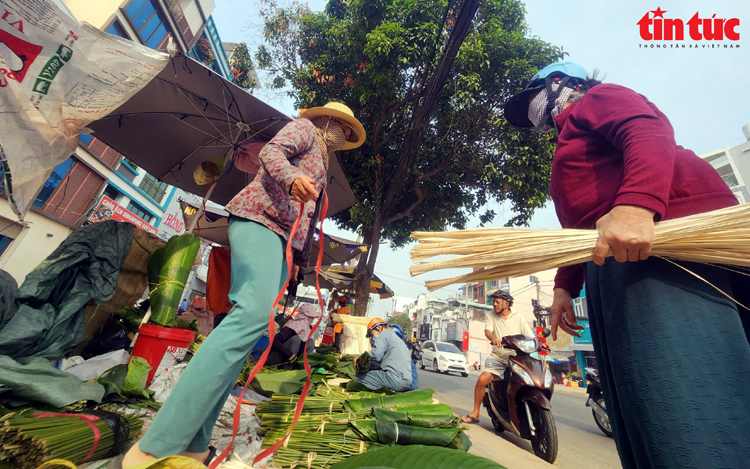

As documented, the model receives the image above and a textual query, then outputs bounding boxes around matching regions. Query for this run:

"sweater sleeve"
[259,119,315,193]
[578,84,676,220]
[554,265,585,298]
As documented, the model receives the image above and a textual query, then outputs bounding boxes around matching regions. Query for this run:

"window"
[490,280,498,287]
[138,173,168,204]
[124,0,171,49]
[0,216,24,258]
[573,297,588,321]
[436,342,462,354]
[479,286,484,299]
[34,158,76,208]
[106,20,131,39]
[126,200,154,223]
[102,184,120,201]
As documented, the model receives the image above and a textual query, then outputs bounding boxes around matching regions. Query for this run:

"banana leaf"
[307,353,339,368]
[395,404,454,415]
[334,358,358,379]
[250,369,309,397]
[346,389,435,412]
[148,234,200,326]
[356,351,372,373]
[375,420,461,447]
[447,432,473,451]
[330,445,506,469]
[347,419,379,441]
[123,356,153,399]
[373,409,458,428]
[345,379,394,395]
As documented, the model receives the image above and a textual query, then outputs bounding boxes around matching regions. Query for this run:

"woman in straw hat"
[123,103,365,467]
[505,62,750,468]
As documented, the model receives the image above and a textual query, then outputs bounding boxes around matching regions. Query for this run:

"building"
[700,124,750,204]
[0,0,232,283]
[391,296,416,317]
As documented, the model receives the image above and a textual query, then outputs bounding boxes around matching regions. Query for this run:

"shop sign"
[89,196,157,235]
[446,322,456,340]
[573,320,592,344]
[469,342,479,353]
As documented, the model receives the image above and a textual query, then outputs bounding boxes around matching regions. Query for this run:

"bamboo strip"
[408,204,750,291]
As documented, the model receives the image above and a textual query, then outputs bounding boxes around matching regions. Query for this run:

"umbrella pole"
[186,126,246,233]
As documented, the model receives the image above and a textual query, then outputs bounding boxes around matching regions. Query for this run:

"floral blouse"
[225,119,327,254]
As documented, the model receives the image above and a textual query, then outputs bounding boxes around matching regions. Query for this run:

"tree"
[255,0,564,315]
[228,42,259,90]
[388,314,413,340]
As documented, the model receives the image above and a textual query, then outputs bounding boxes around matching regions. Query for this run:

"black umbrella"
[88,53,357,216]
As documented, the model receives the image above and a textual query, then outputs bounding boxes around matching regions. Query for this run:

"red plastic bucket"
[130,324,195,385]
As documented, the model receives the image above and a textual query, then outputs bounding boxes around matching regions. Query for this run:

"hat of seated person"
[299,102,366,150]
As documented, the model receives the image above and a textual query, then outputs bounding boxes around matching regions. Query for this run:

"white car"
[420,340,469,377]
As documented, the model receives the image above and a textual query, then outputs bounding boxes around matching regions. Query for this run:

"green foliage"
[256,0,563,246]
[330,444,507,469]
[229,42,259,90]
[387,314,412,339]
[148,234,200,327]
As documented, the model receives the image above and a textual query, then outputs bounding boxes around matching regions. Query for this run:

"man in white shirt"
[461,290,534,424]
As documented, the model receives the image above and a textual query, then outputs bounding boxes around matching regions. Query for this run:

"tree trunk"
[353,221,382,316]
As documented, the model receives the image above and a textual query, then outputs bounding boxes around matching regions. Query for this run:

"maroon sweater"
[550,84,737,297]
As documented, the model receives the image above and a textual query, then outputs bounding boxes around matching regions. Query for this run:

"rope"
[149,279,186,296]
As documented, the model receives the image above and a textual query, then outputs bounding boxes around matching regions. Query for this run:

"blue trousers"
[586,258,750,469]
[140,218,287,455]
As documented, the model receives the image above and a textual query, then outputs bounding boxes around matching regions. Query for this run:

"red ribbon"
[209,190,329,469]
[34,412,101,462]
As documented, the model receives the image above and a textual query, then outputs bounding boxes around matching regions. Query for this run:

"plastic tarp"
[0,0,169,218]
[332,313,372,356]
[0,355,105,407]
[0,220,133,358]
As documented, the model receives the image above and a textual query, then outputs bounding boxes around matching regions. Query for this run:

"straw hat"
[299,102,366,150]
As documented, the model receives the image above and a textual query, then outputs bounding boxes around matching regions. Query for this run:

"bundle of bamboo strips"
[410,204,750,291]
[0,409,142,469]
[256,395,372,469]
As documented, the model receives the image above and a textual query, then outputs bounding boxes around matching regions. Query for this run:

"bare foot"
[122,442,159,468]
[182,449,211,462]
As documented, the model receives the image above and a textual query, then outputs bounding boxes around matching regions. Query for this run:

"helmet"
[389,324,404,340]
[505,61,588,128]
[367,318,387,337]
[490,289,514,306]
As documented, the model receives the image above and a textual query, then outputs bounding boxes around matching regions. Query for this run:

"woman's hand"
[593,205,655,265]
[290,175,319,203]
[550,288,583,341]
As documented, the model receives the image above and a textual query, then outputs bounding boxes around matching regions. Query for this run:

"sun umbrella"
[181,201,368,266]
[304,266,395,299]
[87,53,357,216]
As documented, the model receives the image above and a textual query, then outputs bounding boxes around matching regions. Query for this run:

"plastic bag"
[0,0,169,218]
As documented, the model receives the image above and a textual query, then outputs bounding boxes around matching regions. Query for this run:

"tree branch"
[382,159,451,225]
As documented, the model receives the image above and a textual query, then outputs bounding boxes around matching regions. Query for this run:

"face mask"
[527,82,576,132]
[310,116,350,167]
[370,336,377,347]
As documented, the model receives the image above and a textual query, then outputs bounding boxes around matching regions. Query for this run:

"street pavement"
[418,368,621,469]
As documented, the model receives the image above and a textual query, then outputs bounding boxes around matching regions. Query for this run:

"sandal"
[461,415,480,424]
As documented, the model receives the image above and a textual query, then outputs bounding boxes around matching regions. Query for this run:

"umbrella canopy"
[88,53,357,216]
[183,201,367,266]
[304,266,395,299]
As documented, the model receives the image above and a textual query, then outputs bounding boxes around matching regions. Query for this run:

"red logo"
[638,7,740,41]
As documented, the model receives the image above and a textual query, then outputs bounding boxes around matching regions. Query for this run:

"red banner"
[89,196,158,235]
[462,331,469,352]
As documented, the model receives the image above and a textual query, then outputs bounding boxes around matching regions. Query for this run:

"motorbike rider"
[461,290,535,424]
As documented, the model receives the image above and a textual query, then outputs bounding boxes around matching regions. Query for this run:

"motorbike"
[406,340,423,365]
[482,333,558,463]
[585,367,612,437]
[470,361,480,371]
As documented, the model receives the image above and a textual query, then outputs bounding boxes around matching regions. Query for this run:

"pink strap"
[34,412,101,462]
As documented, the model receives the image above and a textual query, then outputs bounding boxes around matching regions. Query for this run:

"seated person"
[389,325,419,391]
[461,290,533,424]
[350,318,412,392]
[331,295,351,348]
[266,303,318,366]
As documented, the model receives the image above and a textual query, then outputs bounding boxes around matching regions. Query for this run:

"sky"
[211,0,750,314]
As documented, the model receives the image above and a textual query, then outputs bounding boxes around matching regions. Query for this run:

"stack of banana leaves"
[256,388,471,469]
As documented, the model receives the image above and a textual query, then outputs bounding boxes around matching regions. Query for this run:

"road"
[418,368,621,469]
